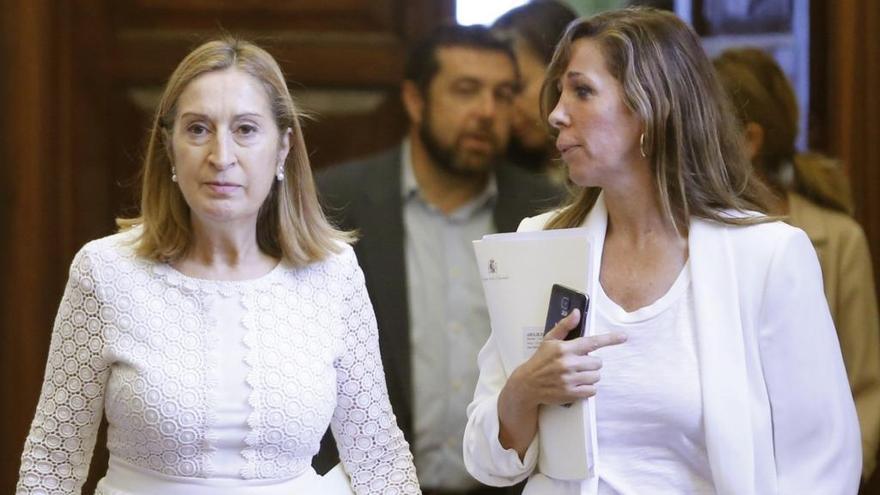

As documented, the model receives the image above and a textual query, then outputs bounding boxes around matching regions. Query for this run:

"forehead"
[433,46,517,83]
[565,38,613,79]
[176,68,272,114]
[512,36,544,67]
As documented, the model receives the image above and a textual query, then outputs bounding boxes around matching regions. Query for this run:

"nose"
[476,91,497,119]
[548,100,569,129]
[208,130,235,170]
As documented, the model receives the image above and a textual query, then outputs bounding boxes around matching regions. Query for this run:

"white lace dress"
[16,229,420,494]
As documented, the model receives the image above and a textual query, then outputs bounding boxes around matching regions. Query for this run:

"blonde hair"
[540,7,774,230]
[117,37,353,265]
[714,47,853,213]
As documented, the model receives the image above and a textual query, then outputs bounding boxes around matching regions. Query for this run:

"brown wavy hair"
[540,7,774,231]
[714,47,853,214]
[117,37,353,265]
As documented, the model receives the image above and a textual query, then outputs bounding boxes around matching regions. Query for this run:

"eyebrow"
[452,75,517,87]
[565,71,588,82]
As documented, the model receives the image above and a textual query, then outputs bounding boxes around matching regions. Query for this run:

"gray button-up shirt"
[401,140,498,490]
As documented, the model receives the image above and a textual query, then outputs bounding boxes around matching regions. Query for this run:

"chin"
[566,166,599,189]
[453,154,494,175]
[193,201,251,225]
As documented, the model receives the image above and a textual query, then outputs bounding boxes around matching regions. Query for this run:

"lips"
[556,141,580,154]
[462,133,496,148]
[464,132,494,141]
[204,181,241,194]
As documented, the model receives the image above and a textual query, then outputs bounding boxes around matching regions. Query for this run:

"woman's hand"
[514,309,626,406]
[497,309,626,457]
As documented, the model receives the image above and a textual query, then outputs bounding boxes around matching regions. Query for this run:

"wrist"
[498,367,539,456]
[502,366,538,413]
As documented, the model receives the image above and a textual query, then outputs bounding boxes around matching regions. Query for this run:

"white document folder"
[473,228,597,481]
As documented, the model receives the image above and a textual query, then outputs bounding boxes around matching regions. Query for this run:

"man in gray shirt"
[316,24,561,494]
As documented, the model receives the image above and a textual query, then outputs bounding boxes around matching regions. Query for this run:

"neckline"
[598,260,691,324]
[152,260,286,294]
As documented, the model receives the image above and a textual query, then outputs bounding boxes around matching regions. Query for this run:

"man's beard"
[418,113,500,178]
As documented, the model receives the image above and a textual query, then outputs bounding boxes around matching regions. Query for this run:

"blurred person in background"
[493,0,578,182]
[715,46,880,480]
[316,24,560,495]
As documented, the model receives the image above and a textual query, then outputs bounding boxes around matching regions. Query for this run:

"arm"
[463,333,539,486]
[463,311,623,486]
[16,249,110,494]
[757,230,862,493]
[330,250,419,494]
[834,225,880,479]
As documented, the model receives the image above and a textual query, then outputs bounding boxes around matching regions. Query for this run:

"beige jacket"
[788,192,880,478]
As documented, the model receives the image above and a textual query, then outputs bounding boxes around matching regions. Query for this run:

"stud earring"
[171,166,178,183]
[639,132,648,158]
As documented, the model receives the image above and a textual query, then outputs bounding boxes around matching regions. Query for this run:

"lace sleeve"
[17,248,110,494]
[330,250,420,494]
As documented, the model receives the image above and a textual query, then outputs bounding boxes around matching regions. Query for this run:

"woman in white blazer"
[462,7,861,495]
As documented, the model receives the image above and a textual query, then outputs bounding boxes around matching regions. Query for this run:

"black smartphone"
[544,284,589,341]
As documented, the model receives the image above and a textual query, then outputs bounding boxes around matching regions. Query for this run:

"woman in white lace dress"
[16,38,420,495]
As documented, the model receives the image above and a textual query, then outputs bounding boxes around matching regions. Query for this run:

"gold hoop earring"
[639,133,648,158]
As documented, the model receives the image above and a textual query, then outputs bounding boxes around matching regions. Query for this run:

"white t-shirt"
[592,263,715,494]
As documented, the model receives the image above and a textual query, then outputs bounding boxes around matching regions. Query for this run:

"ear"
[277,128,292,166]
[401,80,426,126]
[743,122,764,162]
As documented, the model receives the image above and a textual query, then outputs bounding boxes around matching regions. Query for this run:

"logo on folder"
[483,258,508,281]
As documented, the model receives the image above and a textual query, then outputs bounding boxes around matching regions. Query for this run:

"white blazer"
[463,194,861,494]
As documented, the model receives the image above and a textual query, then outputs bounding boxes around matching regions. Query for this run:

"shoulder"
[316,147,401,191]
[790,193,867,247]
[699,217,808,256]
[298,242,361,279]
[315,148,401,218]
[721,217,802,241]
[697,218,821,289]
[75,227,142,267]
[820,211,864,242]
[64,228,149,291]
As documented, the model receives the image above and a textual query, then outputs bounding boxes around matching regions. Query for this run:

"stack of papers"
[473,228,597,481]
